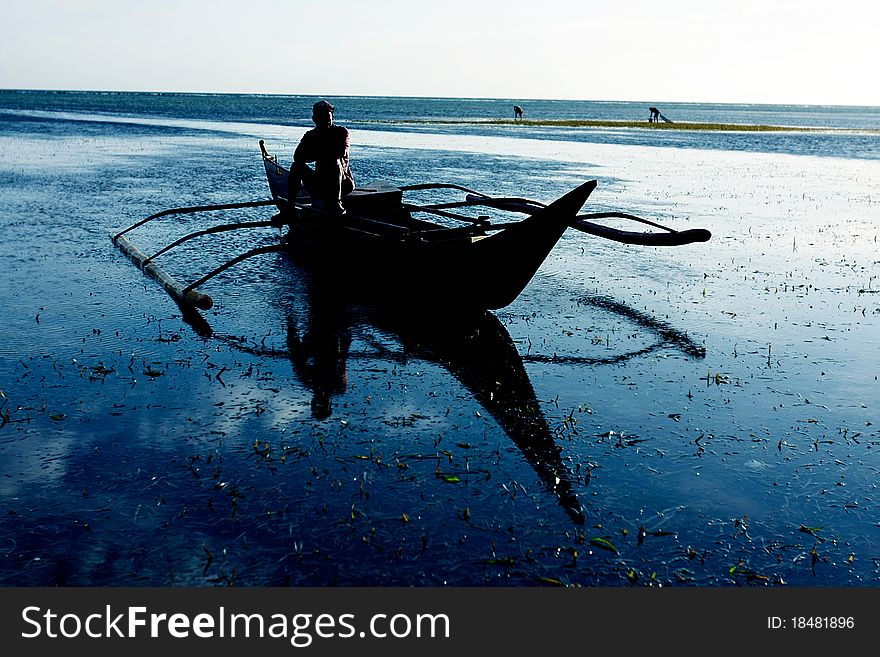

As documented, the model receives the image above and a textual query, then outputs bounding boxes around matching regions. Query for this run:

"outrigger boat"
[110,140,711,312]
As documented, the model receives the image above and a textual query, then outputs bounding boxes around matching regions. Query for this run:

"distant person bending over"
[514,105,524,121]
[290,100,355,215]
[649,106,660,123]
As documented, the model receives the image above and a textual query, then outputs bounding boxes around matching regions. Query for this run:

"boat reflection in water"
[281,286,588,525]
[285,306,351,421]
[206,272,707,527]
[519,294,707,367]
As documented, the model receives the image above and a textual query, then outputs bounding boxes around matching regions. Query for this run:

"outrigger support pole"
[112,199,277,241]
[111,198,281,310]
[463,194,711,246]
[181,244,287,297]
[401,203,491,226]
[400,182,487,196]
[142,219,279,266]
[403,183,710,245]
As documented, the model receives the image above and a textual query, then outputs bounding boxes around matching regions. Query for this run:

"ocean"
[3,89,880,161]
[0,90,878,586]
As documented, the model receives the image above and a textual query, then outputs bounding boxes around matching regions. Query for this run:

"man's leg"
[290,162,319,202]
[315,159,346,213]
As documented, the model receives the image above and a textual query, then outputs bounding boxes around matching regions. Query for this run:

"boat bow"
[466,180,598,309]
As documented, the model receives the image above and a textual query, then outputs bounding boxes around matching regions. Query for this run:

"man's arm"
[293,130,315,164]
[329,127,350,161]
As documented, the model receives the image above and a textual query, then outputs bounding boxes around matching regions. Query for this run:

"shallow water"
[0,98,879,586]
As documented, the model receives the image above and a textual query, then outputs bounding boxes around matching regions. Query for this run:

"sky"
[1,0,877,106]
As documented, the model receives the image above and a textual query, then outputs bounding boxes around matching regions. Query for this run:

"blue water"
[1,90,879,587]
[3,89,880,160]
[5,89,880,127]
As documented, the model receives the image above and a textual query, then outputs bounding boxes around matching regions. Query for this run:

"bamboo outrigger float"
[111,198,279,310]
[110,140,711,313]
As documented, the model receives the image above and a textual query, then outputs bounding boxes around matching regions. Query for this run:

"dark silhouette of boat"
[110,141,710,314]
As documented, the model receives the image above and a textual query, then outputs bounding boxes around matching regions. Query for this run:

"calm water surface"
[0,92,879,586]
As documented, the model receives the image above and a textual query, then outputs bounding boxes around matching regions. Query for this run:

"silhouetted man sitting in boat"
[514,105,524,121]
[290,100,355,215]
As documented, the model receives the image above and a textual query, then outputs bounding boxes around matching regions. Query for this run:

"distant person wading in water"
[289,100,355,215]
[514,105,524,121]
[649,106,660,123]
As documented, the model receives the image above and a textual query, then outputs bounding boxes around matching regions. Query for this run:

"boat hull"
[261,140,596,309]
[280,179,597,310]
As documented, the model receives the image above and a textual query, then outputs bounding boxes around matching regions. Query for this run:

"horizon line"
[1,87,878,110]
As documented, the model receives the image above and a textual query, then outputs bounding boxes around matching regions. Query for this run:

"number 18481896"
[768,616,854,630]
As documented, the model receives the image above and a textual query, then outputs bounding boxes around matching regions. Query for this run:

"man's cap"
[313,100,335,113]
